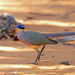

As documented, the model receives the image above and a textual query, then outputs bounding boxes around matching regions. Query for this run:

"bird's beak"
[13,26,18,28]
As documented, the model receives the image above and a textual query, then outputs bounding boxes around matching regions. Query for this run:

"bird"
[13,25,75,65]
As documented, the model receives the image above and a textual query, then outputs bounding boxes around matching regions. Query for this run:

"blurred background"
[0,0,75,13]
[0,0,75,22]
[0,0,75,75]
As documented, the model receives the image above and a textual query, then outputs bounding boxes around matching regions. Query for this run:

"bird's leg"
[33,45,46,65]
[35,48,44,56]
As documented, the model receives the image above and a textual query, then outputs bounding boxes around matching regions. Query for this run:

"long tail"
[43,32,75,38]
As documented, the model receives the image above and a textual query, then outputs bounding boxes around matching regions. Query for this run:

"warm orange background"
[0,0,75,75]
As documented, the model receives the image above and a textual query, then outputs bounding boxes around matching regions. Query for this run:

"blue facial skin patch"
[18,25,25,29]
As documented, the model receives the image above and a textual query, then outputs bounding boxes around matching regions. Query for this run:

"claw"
[28,62,39,65]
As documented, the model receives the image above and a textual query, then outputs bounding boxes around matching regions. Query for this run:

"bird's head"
[13,25,25,32]
[13,25,25,29]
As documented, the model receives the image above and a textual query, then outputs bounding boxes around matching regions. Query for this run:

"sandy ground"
[0,0,75,75]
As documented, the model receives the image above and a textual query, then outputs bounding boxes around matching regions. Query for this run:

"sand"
[0,0,75,75]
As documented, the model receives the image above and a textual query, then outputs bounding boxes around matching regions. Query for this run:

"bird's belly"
[18,36,40,48]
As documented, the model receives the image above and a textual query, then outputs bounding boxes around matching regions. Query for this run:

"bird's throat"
[17,28,24,33]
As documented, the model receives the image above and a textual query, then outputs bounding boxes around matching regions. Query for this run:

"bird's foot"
[28,62,39,65]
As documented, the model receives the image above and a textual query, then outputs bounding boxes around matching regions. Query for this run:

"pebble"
[61,61,70,65]
[52,56,54,57]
